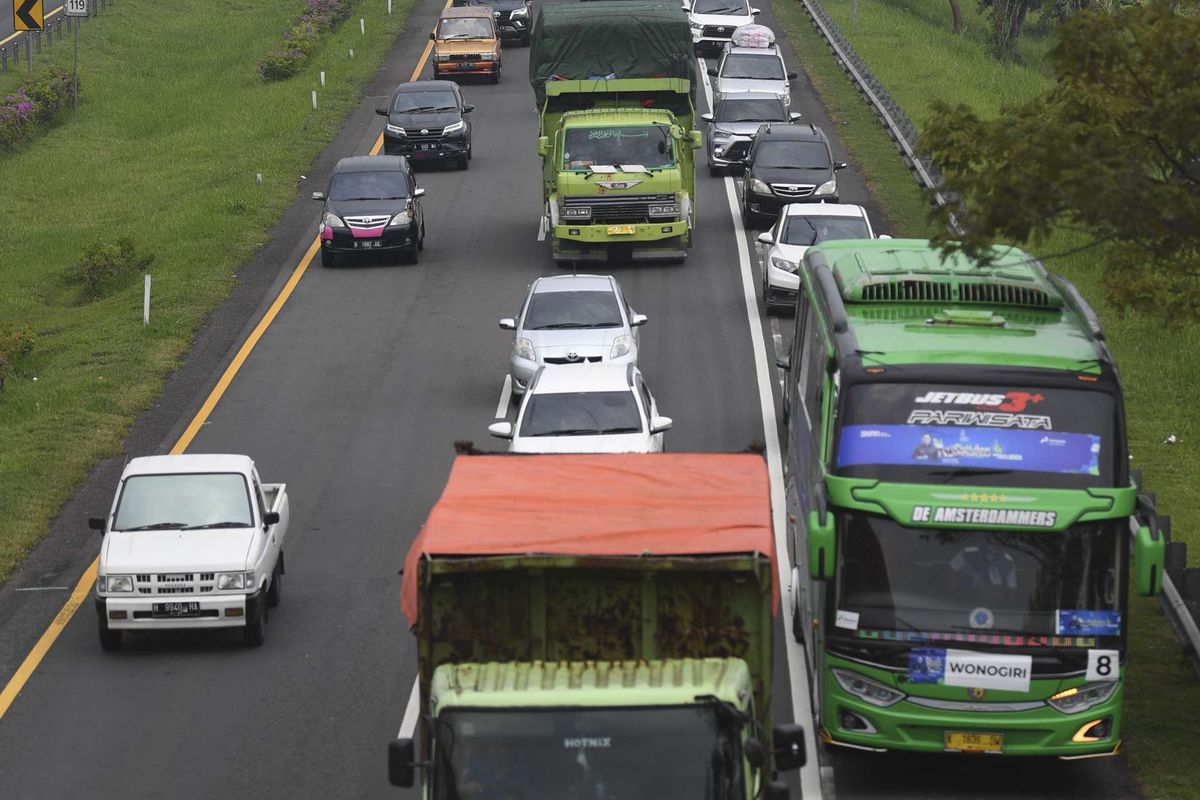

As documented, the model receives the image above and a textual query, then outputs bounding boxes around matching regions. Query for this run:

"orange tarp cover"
[401,453,777,626]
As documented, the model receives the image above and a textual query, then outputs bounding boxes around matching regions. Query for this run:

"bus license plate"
[944,731,1003,753]
[153,602,200,617]
[607,225,636,235]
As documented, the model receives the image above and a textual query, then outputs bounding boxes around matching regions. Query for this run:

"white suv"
[683,0,760,56]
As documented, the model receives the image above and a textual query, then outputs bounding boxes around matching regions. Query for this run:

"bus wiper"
[930,467,1014,483]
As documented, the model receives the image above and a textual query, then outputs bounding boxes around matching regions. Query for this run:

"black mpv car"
[314,156,426,268]
[377,80,475,170]
[740,123,847,226]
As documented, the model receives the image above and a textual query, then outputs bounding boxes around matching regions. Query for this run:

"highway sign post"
[65,0,87,111]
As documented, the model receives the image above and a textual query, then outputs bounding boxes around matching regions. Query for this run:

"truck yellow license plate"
[944,732,1003,753]
[607,225,636,235]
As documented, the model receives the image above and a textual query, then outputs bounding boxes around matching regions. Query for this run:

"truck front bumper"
[96,589,264,631]
[553,219,687,244]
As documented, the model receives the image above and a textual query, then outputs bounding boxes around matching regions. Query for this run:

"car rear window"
[521,391,643,437]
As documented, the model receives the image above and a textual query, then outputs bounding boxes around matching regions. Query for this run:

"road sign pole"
[25,32,31,72]
[72,18,78,110]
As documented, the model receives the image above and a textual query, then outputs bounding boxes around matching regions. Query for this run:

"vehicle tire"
[243,602,266,647]
[418,223,425,251]
[457,154,469,170]
[467,139,473,161]
[267,555,283,608]
[791,597,805,644]
[320,249,337,269]
[492,63,501,84]
[709,164,721,178]
[408,246,420,265]
[98,620,123,652]
[520,32,531,47]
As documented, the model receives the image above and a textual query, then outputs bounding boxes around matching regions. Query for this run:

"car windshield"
[433,706,734,800]
[781,215,869,246]
[113,473,253,531]
[562,126,675,171]
[521,391,643,436]
[438,17,493,38]
[524,290,624,330]
[835,513,1123,645]
[328,171,410,201]
[836,382,1117,488]
[692,0,749,14]
[716,98,786,123]
[721,53,784,81]
[392,90,457,113]
[753,140,829,169]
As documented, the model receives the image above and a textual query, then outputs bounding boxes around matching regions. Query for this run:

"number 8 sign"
[65,0,87,16]
[1086,649,1120,681]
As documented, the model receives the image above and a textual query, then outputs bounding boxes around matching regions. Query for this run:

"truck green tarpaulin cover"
[529,0,697,107]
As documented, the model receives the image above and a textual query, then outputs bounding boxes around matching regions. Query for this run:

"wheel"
[417,223,425,251]
[320,249,337,268]
[267,554,283,608]
[791,595,805,644]
[467,140,473,161]
[98,619,123,651]
[457,154,469,170]
[407,246,420,265]
[520,32,530,47]
[491,64,501,84]
[243,602,266,646]
[709,164,721,178]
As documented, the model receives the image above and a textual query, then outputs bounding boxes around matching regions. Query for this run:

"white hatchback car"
[488,364,672,453]
[757,203,881,309]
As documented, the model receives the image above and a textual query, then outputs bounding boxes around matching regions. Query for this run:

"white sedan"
[757,202,884,310]
[488,364,672,453]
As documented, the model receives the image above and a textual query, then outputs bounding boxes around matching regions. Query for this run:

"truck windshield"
[562,126,674,171]
[113,473,253,531]
[433,706,735,800]
[835,512,1122,645]
[836,382,1117,488]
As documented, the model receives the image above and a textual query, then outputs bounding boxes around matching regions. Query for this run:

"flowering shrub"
[258,0,354,82]
[0,66,74,149]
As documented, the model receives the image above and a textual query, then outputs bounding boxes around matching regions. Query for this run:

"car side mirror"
[488,421,514,439]
[751,7,761,14]
[429,31,436,40]
[773,723,806,771]
[498,317,517,330]
[375,106,389,117]
[688,130,703,149]
[786,71,798,80]
[630,313,648,326]
[707,67,718,77]
[808,508,835,581]
[789,112,802,121]
[834,161,848,170]
[262,511,281,527]
[650,415,673,434]
[388,738,416,788]
[537,136,550,157]
[758,231,774,245]
[88,517,106,533]
[775,354,790,370]
[463,103,475,113]
[311,191,326,201]
[878,234,892,240]
[700,112,714,123]
[681,2,691,10]
[414,187,427,198]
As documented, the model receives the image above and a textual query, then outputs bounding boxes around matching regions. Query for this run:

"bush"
[257,0,353,82]
[0,66,75,150]
[70,237,155,300]
[0,322,35,391]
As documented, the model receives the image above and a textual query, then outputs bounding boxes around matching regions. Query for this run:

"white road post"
[311,90,318,110]
[360,18,365,35]
[320,70,326,87]
[143,275,151,326]
[388,0,392,14]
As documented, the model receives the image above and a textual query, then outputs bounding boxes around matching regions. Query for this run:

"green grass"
[770,0,1200,796]
[0,0,415,581]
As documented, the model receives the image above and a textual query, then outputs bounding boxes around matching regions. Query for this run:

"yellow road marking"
[0,11,441,722]
[2,4,64,48]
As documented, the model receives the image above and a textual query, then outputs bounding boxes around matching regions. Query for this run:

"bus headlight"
[1048,681,1119,714]
[832,668,905,708]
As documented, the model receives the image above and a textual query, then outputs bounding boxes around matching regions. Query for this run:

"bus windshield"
[836,382,1117,488]
[835,513,1122,644]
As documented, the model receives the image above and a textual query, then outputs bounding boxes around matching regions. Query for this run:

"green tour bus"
[777,238,1166,758]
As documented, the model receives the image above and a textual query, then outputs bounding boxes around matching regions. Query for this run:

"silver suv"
[707,45,797,109]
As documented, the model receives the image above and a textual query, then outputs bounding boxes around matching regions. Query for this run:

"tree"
[977,0,1042,56]
[921,3,1200,319]
[948,0,965,33]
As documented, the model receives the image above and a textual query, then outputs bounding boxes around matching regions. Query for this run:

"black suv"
[376,80,475,170]
[740,123,847,226]
[313,156,426,268]
[453,0,532,45]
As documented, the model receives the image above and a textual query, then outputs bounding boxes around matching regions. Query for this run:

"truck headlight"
[1048,681,1119,714]
[389,209,413,227]
[609,335,632,359]
[514,338,535,361]
[217,572,247,591]
[442,120,465,135]
[750,178,771,195]
[562,206,592,219]
[322,212,346,229]
[770,256,799,274]
[814,179,837,196]
[648,204,678,218]
[100,575,134,593]
[385,123,406,136]
[832,668,905,708]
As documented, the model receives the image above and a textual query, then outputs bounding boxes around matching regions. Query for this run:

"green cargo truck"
[776,238,1167,758]
[530,1,702,263]
[391,453,806,798]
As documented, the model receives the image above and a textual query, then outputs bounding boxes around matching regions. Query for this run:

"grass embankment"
[770,0,1200,796]
[0,0,415,581]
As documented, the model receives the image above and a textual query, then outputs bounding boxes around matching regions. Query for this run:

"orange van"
[430,7,502,83]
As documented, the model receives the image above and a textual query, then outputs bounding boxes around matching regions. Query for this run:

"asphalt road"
[0,1,1144,798]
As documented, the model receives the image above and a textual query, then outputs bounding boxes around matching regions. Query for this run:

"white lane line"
[537,215,547,242]
[701,60,823,799]
[495,374,513,418]
[14,587,69,592]
[396,679,420,739]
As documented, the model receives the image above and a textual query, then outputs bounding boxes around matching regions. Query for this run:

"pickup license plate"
[153,602,200,618]
[456,62,474,70]
[607,225,636,235]
[944,731,1003,753]
[354,240,383,249]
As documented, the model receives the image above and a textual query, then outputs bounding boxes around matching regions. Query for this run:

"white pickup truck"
[90,454,289,650]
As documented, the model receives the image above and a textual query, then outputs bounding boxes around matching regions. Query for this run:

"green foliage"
[0,323,36,391]
[923,2,1200,319]
[70,237,155,301]
[0,66,75,150]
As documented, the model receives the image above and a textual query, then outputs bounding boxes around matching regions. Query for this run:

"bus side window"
[804,318,824,437]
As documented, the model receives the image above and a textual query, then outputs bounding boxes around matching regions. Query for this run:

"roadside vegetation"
[0,0,414,581]
[770,0,1200,797]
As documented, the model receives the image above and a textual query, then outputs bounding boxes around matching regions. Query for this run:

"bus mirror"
[807,510,835,581]
[537,136,550,157]
[772,722,806,771]
[1134,523,1165,596]
[388,738,416,787]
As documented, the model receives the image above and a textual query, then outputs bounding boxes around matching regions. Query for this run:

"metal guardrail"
[794,0,1200,680]
[0,0,112,73]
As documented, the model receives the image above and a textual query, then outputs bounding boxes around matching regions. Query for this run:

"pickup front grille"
[563,193,676,224]
[131,572,217,595]
[447,52,485,62]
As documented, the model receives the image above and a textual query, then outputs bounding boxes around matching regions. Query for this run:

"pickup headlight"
[442,120,465,135]
[1048,681,1119,714]
[217,572,254,591]
[322,212,346,229]
[100,575,134,593]
[562,206,592,219]
[609,335,633,359]
[389,209,413,227]
[770,256,799,274]
[385,123,406,136]
[814,178,837,196]
[514,338,535,361]
[478,51,497,62]
[749,178,771,195]
[832,668,905,708]
[648,204,678,218]
[434,53,451,63]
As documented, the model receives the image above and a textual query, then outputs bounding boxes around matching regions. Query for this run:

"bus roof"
[805,239,1109,373]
